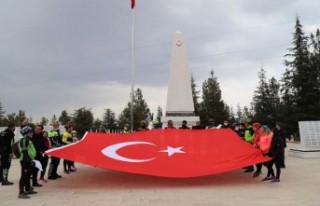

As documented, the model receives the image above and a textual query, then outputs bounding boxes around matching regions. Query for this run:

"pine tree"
[41,117,49,126]
[268,77,281,121]
[191,75,201,115]
[309,29,320,116]
[93,118,103,132]
[199,70,228,125]
[102,108,116,130]
[0,101,5,126]
[72,107,94,138]
[118,88,150,130]
[283,15,319,125]
[236,104,243,123]
[58,110,71,125]
[252,68,270,123]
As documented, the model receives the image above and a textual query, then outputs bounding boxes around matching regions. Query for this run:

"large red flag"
[46,129,270,178]
[131,0,135,9]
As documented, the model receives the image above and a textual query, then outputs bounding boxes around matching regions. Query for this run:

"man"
[179,120,190,129]
[31,125,45,187]
[165,120,176,129]
[206,119,216,129]
[192,121,204,130]
[48,122,63,180]
[221,120,230,129]
[0,123,15,185]
[136,121,149,131]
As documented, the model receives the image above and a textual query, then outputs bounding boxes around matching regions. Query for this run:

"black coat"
[270,129,285,159]
[0,128,15,154]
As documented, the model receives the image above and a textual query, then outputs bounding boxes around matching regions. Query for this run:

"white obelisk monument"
[161,31,199,128]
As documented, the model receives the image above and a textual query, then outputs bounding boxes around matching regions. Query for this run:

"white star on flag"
[159,146,185,157]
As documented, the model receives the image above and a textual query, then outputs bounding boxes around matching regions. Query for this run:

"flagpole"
[130,4,135,132]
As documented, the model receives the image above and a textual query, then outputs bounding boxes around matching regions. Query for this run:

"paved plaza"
[0,142,319,206]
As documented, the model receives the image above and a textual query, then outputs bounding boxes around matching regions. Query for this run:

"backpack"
[12,138,29,158]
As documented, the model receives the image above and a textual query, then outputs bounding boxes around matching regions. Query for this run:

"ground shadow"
[56,165,261,190]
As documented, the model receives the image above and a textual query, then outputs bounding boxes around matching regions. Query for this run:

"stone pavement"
[0,142,319,206]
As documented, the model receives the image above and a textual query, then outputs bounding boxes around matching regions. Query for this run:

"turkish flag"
[46,129,270,178]
[131,0,135,9]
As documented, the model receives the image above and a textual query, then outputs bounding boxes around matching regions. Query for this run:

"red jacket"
[260,133,272,154]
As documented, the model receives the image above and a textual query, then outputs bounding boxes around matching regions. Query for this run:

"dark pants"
[263,160,275,178]
[0,154,1,181]
[255,163,263,173]
[281,148,286,167]
[19,162,32,193]
[48,157,60,177]
[63,159,72,171]
[40,155,49,179]
[1,153,12,182]
[272,156,283,180]
[0,153,11,169]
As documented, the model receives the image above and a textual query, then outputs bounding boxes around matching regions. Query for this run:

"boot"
[2,169,13,186]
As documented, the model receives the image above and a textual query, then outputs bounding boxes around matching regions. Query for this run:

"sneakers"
[261,176,275,181]
[33,183,43,187]
[18,193,30,199]
[55,174,62,178]
[252,172,261,177]
[26,190,38,195]
[2,180,14,186]
[271,178,280,183]
[69,169,76,172]
[64,170,70,174]
[39,178,48,183]
[48,176,57,180]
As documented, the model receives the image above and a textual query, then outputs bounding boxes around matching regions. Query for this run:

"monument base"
[161,116,200,129]
[289,147,320,158]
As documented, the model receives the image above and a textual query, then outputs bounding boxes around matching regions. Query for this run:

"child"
[18,126,37,199]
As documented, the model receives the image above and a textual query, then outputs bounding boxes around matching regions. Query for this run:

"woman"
[259,125,275,182]
[268,126,285,183]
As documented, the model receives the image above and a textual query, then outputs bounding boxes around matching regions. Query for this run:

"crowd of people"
[0,118,287,199]
[0,119,78,199]
[133,118,287,183]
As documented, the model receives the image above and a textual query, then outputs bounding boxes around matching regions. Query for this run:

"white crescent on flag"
[101,141,156,163]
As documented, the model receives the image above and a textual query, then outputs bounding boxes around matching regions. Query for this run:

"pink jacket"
[259,133,272,154]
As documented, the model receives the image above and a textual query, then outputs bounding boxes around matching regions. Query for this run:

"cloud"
[1,0,320,123]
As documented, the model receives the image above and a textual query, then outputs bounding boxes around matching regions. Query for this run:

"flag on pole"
[131,0,135,9]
